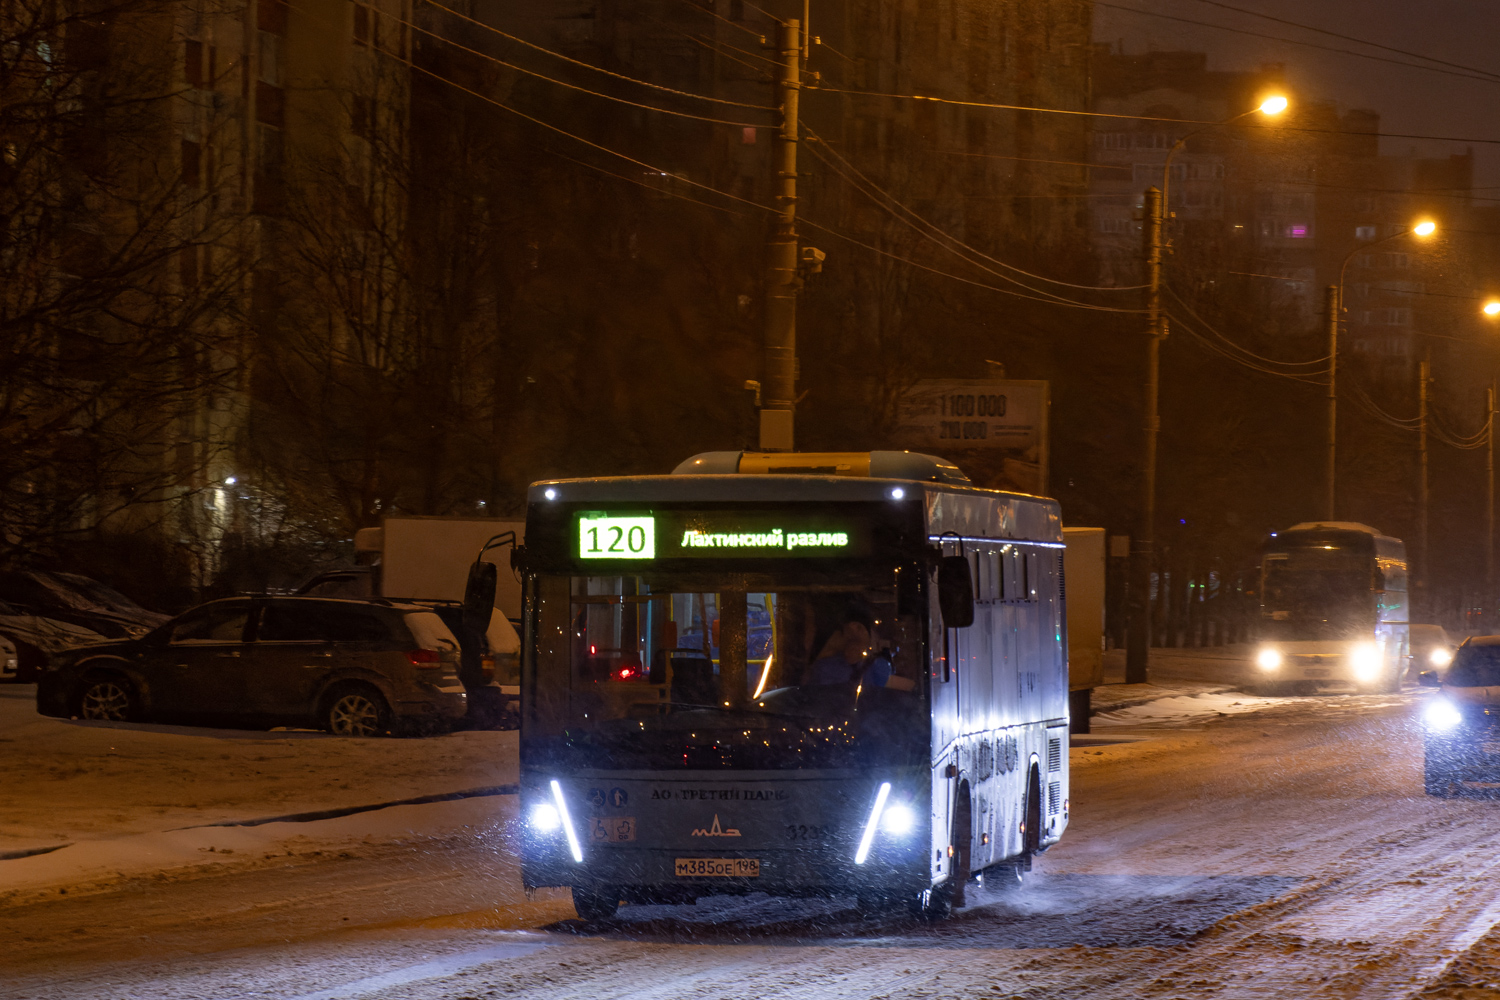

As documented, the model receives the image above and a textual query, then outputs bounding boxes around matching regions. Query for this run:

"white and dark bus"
[512,451,1070,920]
[1253,521,1409,692]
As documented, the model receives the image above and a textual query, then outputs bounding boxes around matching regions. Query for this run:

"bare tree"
[0,0,251,582]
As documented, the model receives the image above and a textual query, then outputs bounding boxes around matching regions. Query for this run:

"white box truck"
[298,515,525,725]
[1064,527,1106,733]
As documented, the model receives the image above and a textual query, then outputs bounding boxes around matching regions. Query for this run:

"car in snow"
[1409,624,1457,676]
[1420,636,1500,795]
[0,600,110,683]
[35,597,467,736]
[0,571,169,683]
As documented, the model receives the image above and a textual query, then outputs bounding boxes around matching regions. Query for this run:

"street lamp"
[1483,299,1500,317]
[1323,218,1439,521]
[1126,94,1289,685]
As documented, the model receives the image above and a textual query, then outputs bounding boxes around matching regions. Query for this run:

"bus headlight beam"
[1256,647,1282,672]
[551,779,584,862]
[1425,699,1463,731]
[854,782,892,864]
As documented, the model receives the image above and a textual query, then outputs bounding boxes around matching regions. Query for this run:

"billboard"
[892,379,1049,494]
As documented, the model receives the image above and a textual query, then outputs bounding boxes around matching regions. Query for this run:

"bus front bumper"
[521,841,932,899]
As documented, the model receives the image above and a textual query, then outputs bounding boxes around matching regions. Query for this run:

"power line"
[737,0,786,27]
[805,129,1148,293]
[400,51,1145,317]
[1164,286,1330,369]
[810,82,1500,148]
[403,62,771,217]
[797,216,1150,313]
[671,0,766,41]
[1096,1,1500,86]
[417,0,775,110]
[1184,0,1500,83]
[1166,312,1328,382]
[400,13,773,128]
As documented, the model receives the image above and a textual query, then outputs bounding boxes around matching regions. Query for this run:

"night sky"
[1094,0,1500,191]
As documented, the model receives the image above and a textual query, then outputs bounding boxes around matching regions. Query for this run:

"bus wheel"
[905,883,952,922]
[984,860,1025,890]
[571,885,620,921]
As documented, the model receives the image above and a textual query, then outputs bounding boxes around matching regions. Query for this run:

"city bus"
[1252,521,1409,693]
[508,450,1070,920]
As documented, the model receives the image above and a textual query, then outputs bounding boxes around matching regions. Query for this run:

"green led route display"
[576,512,870,560]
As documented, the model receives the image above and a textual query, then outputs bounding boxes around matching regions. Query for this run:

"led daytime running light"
[551,779,584,862]
[854,782,892,864]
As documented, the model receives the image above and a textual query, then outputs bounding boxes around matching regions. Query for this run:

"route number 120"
[578,515,656,560]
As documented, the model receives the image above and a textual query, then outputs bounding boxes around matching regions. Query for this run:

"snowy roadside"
[1,673,1396,901]
[0,684,518,898]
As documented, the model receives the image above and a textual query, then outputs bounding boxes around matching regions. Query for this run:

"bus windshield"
[1261,547,1374,640]
[525,567,926,770]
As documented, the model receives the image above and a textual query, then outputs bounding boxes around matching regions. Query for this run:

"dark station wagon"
[36,597,467,736]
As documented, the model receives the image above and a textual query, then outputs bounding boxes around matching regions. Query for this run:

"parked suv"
[36,597,466,736]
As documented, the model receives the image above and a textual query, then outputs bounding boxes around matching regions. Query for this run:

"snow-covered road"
[7,689,1500,999]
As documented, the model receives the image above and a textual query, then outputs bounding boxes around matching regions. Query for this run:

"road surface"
[5,689,1500,999]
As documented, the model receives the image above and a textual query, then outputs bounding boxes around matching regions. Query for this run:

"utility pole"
[759,18,802,452]
[1488,382,1495,626]
[1324,285,1339,520]
[1126,185,1165,685]
[1418,354,1431,602]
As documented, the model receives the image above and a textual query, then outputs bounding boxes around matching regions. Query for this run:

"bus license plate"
[675,858,760,878]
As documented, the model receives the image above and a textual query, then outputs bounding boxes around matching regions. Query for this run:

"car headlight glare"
[1425,699,1463,731]
[1350,643,1381,682]
[1430,648,1453,668]
[880,802,916,836]
[1256,647,1282,672]
[530,802,561,832]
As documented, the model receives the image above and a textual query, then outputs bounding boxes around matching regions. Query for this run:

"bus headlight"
[1350,643,1381,682]
[1430,648,1453,668]
[1425,698,1463,731]
[530,802,562,832]
[880,801,916,836]
[1256,647,1282,672]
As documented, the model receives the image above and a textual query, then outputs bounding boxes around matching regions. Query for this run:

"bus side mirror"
[1418,670,1441,688]
[938,555,975,629]
[463,561,498,634]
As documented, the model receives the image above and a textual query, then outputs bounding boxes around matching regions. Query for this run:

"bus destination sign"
[577,513,867,560]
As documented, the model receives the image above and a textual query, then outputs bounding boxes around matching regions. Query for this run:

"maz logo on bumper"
[691,814,741,837]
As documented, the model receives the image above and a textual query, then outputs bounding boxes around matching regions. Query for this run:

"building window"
[256,82,284,128]
[185,40,203,87]
[259,0,287,35]
[1355,225,1376,240]
[351,94,373,140]
[354,4,369,45]
[740,126,756,145]
[180,246,199,288]
[1285,224,1309,238]
[181,139,201,187]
